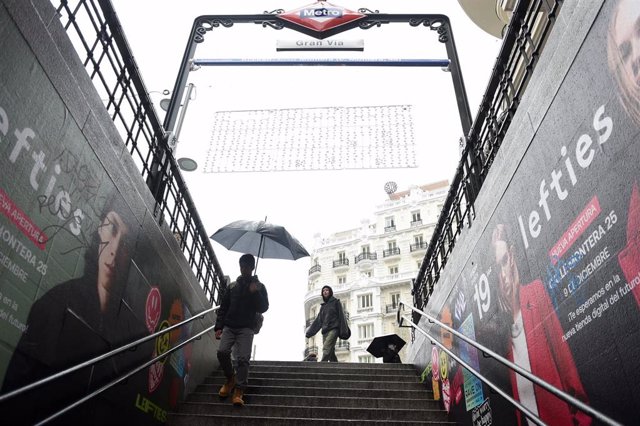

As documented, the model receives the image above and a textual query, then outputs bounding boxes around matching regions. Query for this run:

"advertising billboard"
[0,6,203,425]
[422,1,640,424]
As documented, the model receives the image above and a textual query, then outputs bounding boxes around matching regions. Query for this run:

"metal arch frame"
[163,10,472,139]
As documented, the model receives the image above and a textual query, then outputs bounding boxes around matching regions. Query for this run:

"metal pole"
[442,17,472,138]
[171,83,196,153]
[164,22,200,133]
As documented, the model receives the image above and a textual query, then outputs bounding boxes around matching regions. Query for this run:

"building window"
[358,293,373,310]
[358,323,374,339]
[361,245,370,254]
[412,210,421,223]
[338,275,346,285]
[385,216,396,232]
[391,293,401,308]
[338,251,347,262]
[389,265,399,275]
[358,355,374,363]
[411,234,426,252]
[388,240,397,250]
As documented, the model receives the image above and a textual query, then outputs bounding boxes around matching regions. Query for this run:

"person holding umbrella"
[215,254,269,406]
[305,285,349,362]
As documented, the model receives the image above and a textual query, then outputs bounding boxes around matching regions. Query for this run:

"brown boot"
[232,388,244,406]
[218,375,235,398]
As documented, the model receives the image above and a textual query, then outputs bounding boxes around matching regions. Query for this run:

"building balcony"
[332,258,349,271]
[384,225,396,233]
[308,264,321,278]
[410,241,428,254]
[410,219,423,227]
[336,340,350,352]
[383,247,401,260]
[385,304,399,314]
[355,252,377,271]
[354,252,377,264]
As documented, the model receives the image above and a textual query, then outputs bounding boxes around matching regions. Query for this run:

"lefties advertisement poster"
[425,1,640,425]
[0,7,196,425]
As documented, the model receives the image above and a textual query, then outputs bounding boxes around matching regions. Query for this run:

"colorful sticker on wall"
[431,346,440,381]
[442,377,451,412]
[145,287,162,333]
[472,398,492,426]
[420,363,432,384]
[432,377,441,401]
[458,314,484,411]
[439,350,449,381]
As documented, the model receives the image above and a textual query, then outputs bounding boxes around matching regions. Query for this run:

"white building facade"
[303,181,449,362]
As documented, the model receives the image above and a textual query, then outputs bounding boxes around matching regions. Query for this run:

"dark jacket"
[215,275,269,331]
[306,286,344,337]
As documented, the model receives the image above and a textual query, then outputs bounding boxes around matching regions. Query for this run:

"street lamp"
[154,85,198,172]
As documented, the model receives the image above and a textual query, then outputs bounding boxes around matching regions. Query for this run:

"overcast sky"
[110,0,501,360]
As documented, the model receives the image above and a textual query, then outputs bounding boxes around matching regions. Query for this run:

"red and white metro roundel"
[278,1,365,33]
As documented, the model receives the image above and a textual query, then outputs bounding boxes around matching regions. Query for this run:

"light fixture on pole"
[167,83,198,172]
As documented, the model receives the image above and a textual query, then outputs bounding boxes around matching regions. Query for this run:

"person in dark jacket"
[305,285,345,362]
[214,254,269,406]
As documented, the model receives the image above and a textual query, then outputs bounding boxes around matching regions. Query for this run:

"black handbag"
[338,310,351,340]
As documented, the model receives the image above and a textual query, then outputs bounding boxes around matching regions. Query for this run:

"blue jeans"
[217,327,254,389]
[321,328,339,362]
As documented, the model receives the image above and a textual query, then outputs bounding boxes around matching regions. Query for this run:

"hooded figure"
[305,285,346,362]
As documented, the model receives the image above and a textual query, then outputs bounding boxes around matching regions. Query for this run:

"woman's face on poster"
[97,210,130,287]
[613,0,640,85]
[494,239,519,315]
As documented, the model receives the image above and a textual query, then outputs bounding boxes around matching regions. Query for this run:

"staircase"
[168,360,453,425]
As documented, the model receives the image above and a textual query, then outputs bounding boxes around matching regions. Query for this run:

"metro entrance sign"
[163,3,471,137]
[151,2,475,201]
[277,1,365,35]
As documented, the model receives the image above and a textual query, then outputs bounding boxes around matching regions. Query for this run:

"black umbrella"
[210,219,309,271]
[366,334,406,362]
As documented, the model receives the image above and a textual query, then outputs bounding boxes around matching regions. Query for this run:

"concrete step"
[203,376,426,390]
[188,391,442,409]
[169,413,456,426]
[251,360,414,370]
[167,361,448,426]
[175,401,449,422]
[197,384,435,399]
[241,364,420,377]
[207,370,421,383]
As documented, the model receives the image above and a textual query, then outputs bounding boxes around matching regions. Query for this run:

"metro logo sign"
[301,8,343,18]
[278,1,365,36]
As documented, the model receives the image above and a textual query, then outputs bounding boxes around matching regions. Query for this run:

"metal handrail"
[398,301,621,426]
[35,324,216,426]
[0,305,218,406]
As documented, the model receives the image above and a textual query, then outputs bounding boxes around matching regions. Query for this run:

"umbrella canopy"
[366,334,406,358]
[210,219,310,261]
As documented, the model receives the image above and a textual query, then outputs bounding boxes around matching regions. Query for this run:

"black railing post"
[441,17,472,137]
